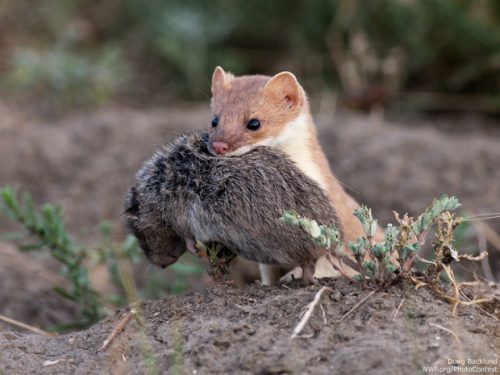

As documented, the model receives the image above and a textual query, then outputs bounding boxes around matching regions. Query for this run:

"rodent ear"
[211,66,234,95]
[264,71,304,109]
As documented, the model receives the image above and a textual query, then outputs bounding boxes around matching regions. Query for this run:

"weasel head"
[208,66,308,156]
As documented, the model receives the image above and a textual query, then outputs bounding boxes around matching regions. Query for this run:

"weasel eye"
[246,118,261,131]
[211,115,219,128]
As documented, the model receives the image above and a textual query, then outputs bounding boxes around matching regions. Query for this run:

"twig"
[42,359,65,366]
[428,323,461,344]
[443,265,461,316]
[465,212,500,219]
[442,265,489,313]
[459,290,498,320]
[100,309,136,351]
[320,303,327,325]
[338,290,376,322]
[392,298,405,320]
[0,314,55,337]
[294,333,315,339]
[473,222,496,282]
[291,287,332,339]
[463,215,500,223]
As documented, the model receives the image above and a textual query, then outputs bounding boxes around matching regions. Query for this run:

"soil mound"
[1,279,497,374]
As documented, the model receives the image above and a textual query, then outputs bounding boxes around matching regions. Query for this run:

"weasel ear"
[211,66,233,95]
[264,72,304,109]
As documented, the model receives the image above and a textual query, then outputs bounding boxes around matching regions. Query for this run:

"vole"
[208,67,384,284]
[124,132,342,285]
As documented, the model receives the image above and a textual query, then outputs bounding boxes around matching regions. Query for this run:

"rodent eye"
[211,115,219,128]
[246,118,261,131]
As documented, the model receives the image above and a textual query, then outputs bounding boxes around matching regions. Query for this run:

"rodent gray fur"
[125,132,342,284]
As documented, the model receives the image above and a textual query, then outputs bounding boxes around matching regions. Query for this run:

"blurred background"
[2,0,500,112]
[0,0,499,330]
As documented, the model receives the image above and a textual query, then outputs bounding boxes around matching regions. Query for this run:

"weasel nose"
[212,141,229,155]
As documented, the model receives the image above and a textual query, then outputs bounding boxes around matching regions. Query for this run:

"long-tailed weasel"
[208,66,378,285]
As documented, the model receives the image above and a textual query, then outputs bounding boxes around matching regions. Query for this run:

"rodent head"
[208,66,306,156]
[124,186,186,269]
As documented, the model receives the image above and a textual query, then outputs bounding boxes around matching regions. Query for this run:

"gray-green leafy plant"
[282,195,467,290]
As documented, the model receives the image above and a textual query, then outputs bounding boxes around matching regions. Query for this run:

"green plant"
[281,195,489,314]
[194,241,235,282]
[6,45,129,109]
[0,187,104,327]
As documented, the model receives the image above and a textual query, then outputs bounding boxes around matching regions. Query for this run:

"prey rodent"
[124,132,343,285]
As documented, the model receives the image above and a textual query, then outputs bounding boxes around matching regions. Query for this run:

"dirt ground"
[0,102,499,374]
[0,279,498,375]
